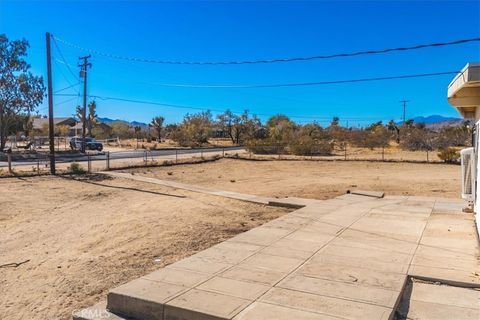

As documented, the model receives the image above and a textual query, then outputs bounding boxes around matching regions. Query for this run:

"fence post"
[175,149,178,163]
[426,150,429,163]
[382,147,385,162]
[222,147,225,158]
[7,153,12,173]
[344,144,347,161]
[87,154,91,173]
[201,149,203,159]
[106,151,110,170]
[37,157,40,175]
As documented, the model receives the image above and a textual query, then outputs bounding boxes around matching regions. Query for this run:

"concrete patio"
[75,174,479,320]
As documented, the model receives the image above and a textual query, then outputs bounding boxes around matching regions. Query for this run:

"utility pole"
[399,100,409,124]
[46,32,55,174]
[78,55,91,153]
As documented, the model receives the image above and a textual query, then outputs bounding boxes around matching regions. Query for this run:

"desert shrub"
[437,147,460,163]
[245,140,286,154]
[69,162,86,174]
[290,135,333,156]
[400,125,434,151]
[350,123,391,149]
[435,124,472,148]
[171,111,212,147]
[111,122,134,139]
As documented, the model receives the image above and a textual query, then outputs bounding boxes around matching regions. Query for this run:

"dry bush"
[69,162,86,174]
[437,147,460,163]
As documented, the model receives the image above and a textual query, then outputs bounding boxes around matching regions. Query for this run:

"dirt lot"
[0,175,287,320]
[131,158,461,199]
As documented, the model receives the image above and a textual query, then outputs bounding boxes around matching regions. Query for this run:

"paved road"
[0,146,244,168]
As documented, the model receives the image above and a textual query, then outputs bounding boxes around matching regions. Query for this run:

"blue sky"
[1,0,479,126]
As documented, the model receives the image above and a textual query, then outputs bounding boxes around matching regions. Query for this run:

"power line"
[52,93,397,121]
[109,70,459,89]
[51,36,80,80]
[53,82,81,94]
[52,35,480,65]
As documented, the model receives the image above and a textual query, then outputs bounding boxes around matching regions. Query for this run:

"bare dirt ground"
[0,175,287,320]
[131,158,461,199]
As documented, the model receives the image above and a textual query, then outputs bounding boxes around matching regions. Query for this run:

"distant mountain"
[397,115,461,125]
[397,115,464,129]
[97,117,148,128]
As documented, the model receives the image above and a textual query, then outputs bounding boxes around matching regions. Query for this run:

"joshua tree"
[150,116,165,141]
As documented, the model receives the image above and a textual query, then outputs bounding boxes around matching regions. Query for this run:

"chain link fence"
[1,145,451,177]
[0,147,243,177]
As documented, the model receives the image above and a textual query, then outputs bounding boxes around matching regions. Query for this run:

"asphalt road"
[0,146,245,168]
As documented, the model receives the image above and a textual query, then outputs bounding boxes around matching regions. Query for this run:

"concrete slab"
[76,183,479,320]
[107,278,188,320]
[298,220,345,235]
[260,287,392,320]
[192,243,260,265]
[336,229,418,255]
[227,226,291,246]
[241,252,304,273]
[418,236,479,255]
[197,276,270,300]
[409,265,480,287]
[318,243,412,266]
[143,268,213,288]
[259,245,314,260]
[278,274,399,308]
[164,289,251,320]
[167,256,233,275]
[220,264,287,286]
[309,252,409,274]
[411,253,479,273]
[400,300,479,320]
[409,282,479,309]
[265,237,325,253]
[414,244,478,261]
[233,302,341,320]
[285,230,335,244]
[297,260,406,291]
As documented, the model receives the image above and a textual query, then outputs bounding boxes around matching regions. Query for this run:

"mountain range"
[97,117,149,128]
[397,115,462,125]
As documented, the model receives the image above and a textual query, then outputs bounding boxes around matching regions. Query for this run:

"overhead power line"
[53,82,81,94]
[118,71,459,89]
[52,93,396,121]
[52,36,80,80]
[52,35,480,65]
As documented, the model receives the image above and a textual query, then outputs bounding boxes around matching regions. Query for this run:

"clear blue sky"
[1,0,479,126]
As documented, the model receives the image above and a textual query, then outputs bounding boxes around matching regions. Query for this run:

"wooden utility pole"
[78,55,91,153]
[400,100,409,123]
[46,32,55,174]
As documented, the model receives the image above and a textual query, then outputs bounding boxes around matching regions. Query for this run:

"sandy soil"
[0,175,287,320]
[131,158,461,199]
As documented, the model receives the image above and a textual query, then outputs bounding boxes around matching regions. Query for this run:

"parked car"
[70,137,103,151]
